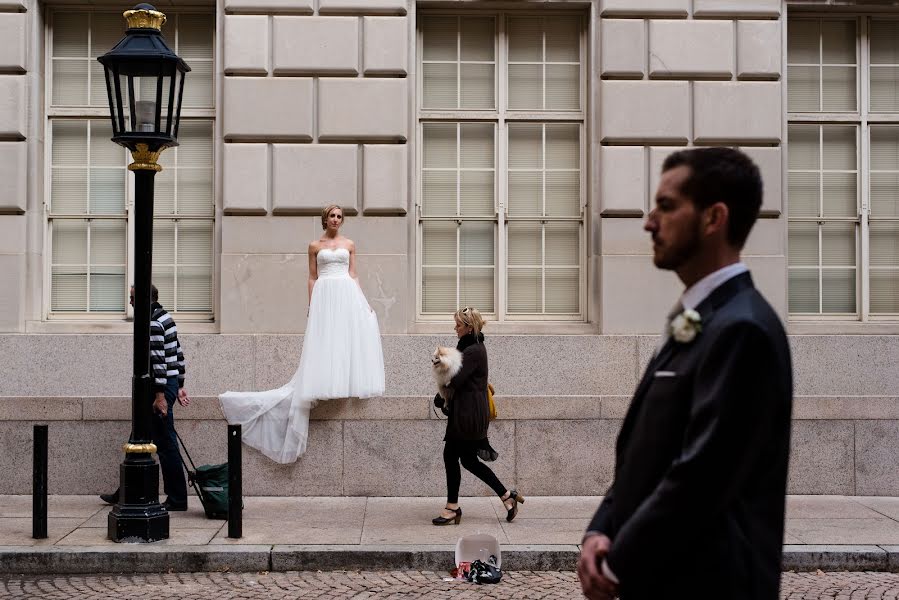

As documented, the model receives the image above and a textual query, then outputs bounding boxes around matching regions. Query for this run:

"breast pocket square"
[653,370,677,378]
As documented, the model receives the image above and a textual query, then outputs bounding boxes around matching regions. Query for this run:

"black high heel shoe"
[432,506,462,526]
[503,490,525,522]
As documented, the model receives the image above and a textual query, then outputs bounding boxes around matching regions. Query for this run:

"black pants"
[151,377,188,505]
[443,440,506,504]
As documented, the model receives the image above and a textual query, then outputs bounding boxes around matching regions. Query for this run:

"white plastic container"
[455,533,501,569]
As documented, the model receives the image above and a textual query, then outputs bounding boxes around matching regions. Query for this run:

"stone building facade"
[1,0,897,496]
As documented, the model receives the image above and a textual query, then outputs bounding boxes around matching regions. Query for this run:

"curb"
[0,545,897,575]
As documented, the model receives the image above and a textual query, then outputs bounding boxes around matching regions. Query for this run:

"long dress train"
[219,247,385,463]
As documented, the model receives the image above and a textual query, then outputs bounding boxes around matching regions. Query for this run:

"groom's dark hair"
[662,147,762,249]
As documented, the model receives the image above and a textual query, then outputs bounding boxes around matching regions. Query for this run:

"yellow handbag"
[487,383,497,421]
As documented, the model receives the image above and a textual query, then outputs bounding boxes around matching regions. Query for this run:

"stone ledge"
[781,545,888,572]
[5,395,899,422]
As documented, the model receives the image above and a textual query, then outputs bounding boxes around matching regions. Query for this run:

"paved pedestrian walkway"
[1,495,898,574]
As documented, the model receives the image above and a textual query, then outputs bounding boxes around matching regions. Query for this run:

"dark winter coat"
[442,333,489,442]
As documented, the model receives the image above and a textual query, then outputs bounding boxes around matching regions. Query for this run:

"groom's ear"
[703,202,729,237]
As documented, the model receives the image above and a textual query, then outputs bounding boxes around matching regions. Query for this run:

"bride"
[219,205,386,463]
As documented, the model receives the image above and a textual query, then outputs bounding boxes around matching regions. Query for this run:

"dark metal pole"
[108,166,169,543]
[32,424,48,539]
[227,424,242,539]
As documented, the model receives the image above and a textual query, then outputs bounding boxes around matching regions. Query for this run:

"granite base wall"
[3,334,898,496]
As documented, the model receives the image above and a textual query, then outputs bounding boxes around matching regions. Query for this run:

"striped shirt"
[150,302,186,391]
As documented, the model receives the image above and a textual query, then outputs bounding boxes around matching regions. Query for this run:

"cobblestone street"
[2,571,899,599]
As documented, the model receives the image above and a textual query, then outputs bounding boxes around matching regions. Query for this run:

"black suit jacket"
[588,272,793,600]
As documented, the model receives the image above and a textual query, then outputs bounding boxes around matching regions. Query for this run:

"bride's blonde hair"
[321,204,343,230]
[454,306,485,335]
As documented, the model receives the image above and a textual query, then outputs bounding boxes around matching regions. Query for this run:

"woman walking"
[432,306,524,525]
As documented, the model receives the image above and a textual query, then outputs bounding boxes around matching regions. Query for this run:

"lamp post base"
[108,457,169,543]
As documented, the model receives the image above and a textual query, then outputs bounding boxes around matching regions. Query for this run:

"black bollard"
[227,424,242,539]
[33,424,48,539]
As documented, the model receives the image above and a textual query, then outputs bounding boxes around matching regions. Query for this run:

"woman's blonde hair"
[321,204,343,230]
[454,306,485,335]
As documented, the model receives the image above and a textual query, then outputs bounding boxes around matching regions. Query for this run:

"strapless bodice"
[316,247,350,278]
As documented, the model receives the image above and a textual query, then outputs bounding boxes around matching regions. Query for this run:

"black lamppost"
[98,3,190,543]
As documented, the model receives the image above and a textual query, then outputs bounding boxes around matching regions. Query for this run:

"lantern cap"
[124,4,166,32]
[97,4,190,74]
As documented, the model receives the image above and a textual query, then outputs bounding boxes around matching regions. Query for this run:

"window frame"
[42,7,217,322]
[415,9,589,323]
[787,13,899,322]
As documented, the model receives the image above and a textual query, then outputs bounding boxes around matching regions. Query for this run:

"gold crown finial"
[123,5,166,31]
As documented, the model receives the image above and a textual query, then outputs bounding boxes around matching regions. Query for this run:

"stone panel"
[0,13,26,73]
[179,335,259,396]
[223,216,318,254]
[649,20,734,79]
[693,82,782,143]
[82,396,225,421]
[318,79,408,141]
[220,254,309,334]
[742,255,787,318]
[0,76,24,138]
[600,81,690,143]
[600,255,682,334]
[0,143,25,212]
[0,215,24,253]
[516,420,620,495]
[787,420,854,495]
[600,218,652,256]
[693,0,781,17]
[600,0,688,17]
[600,146,646,216]
[312,396,428,420]
[742,217,785,257]
[855,420,899,496]
[600,19,645,78]
[337,215,407,255]
[224,16,269,75]
[362,145,408,215]
[225,0,312,14]
[740,146,782,215]
[0,254,23,332]
[354,254,409,334]
[793,397,899,420]
[493,396,603,420]
[791,337,899,396]
[343,420,515,496]
[272,17,359,75]
[0,421,129,495]
[254,335,304,391]
[319,0,407,14]
[363,17,408,75]
[737,20,782,80]
[222,143,269,215]
[271,144,358,214]
[223,77,313,141]
[0,397,81,421]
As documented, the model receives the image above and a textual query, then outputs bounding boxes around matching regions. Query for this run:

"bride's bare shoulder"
[308,240,321,254]
[344,238,356,252]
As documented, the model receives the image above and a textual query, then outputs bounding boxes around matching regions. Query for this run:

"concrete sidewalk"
[1,495,899,574]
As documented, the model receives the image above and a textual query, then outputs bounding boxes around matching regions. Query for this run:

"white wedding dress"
[219,247,385,463]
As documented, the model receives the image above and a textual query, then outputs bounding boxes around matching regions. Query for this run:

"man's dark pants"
[151,377,188,506]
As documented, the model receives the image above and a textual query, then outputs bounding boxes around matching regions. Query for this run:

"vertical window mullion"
[497,15,506,321]
[859,17,870,321]
[456,16,462,110]
[818,224,823,313]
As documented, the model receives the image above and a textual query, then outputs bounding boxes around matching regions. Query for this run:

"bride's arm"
[348,240,360,284]
[308,242,318,305]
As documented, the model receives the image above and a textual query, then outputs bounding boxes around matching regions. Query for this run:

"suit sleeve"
[586,483,615,536]
[605,321,784,582]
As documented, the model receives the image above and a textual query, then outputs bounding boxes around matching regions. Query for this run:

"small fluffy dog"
[431,346,463,401]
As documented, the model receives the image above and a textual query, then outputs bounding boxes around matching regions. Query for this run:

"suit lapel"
[616,272,756,451]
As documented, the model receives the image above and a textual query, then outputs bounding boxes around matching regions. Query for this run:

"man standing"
[101,284,190,511]
[578,148,793,600]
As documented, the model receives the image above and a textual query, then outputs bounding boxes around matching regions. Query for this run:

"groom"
[578,148,793,600]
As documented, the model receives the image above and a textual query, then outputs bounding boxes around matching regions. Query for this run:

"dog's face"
[432,346,454,371]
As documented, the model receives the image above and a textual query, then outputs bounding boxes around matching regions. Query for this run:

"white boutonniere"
[670,308,702,343]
